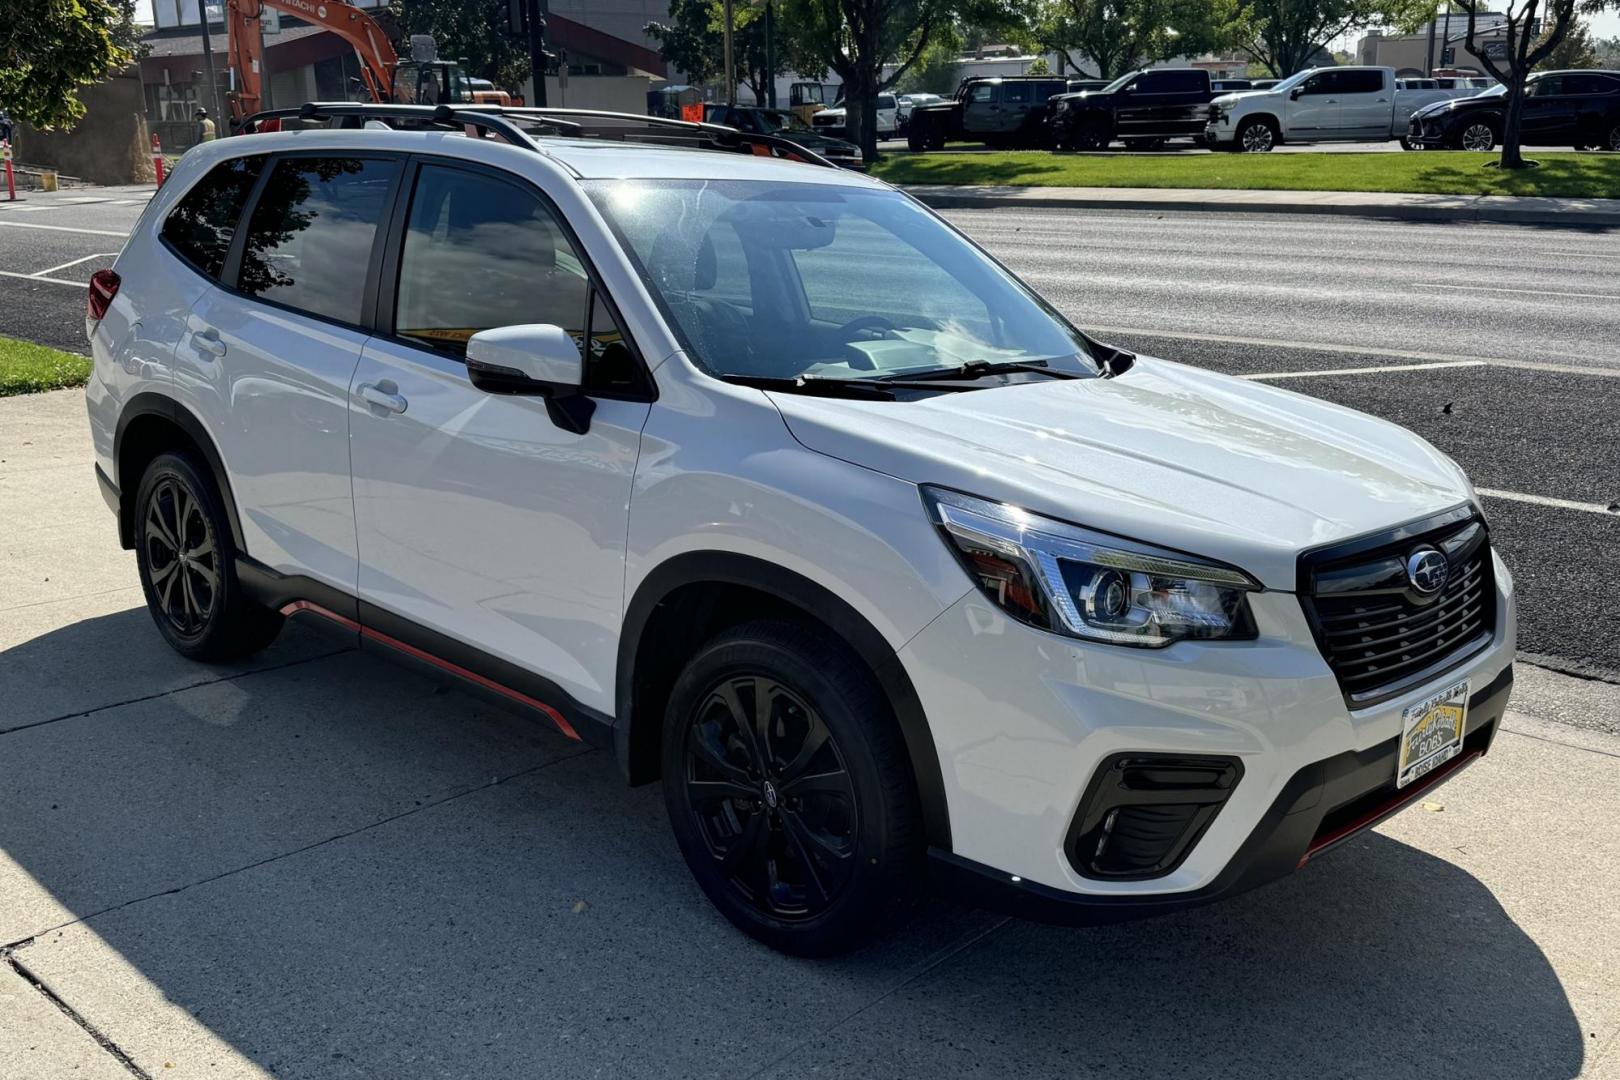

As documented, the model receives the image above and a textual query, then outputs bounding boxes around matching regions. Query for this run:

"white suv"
[85,104,1516,956]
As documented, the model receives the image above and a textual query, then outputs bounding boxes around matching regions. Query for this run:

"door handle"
[1375,97,1388,102]
[1325,99,1340,104]
[358,382,408,415]
[192,330,226,357]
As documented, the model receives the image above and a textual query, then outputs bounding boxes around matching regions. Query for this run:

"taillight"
[87,269,121,321]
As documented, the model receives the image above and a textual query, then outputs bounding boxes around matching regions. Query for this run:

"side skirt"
[238,556,613,748]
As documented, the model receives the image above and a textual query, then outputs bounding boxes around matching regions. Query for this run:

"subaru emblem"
[1406,548,1449,595]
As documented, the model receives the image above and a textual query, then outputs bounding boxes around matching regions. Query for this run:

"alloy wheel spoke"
[174,487,194,547]
[686,777,757,805]
[149,559,179,587]
[780,768,850,800]
[187,535,215,561]
[718,680,770,771]
[158,556,182,614]
[147,499,179,552]
[777,720,829,785]
[779,806,852,864]
[777,810,834,902]
[690,726,752,786]
[181,565,200,625]
[718,808,769,878]
[189,560,218,589]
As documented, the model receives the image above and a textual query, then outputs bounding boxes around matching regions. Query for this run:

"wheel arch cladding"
[616,551,952,851]
[114,393,246,553]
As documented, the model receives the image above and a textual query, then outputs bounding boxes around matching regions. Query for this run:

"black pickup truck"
[906,76,1074,150]
[1049,68,1219,150]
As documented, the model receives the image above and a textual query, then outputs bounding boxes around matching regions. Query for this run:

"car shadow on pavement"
[0,609,1587,1080]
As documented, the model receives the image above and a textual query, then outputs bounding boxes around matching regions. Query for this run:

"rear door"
[347,159,653,718]
[178,153,402,593]
[1336,69,1393,137]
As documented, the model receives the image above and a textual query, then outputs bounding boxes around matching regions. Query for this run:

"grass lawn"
[0,335,91,396]
[871,150,1620,199]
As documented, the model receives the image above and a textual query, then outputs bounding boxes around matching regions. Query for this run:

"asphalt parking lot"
[3,187,1620,1079]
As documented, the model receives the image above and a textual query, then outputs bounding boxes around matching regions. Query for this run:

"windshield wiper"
[877,359,1082,382]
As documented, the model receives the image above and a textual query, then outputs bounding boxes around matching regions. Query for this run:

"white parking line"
[33,252,118,277]
[0,268,85,288]
[1414,282,1620,301]
[1242,360,1487,381]
[1476,489,1618,516]
[0,219,129,237]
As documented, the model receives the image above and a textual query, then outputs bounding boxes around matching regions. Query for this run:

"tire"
[1072,120,1110,150]
[133,452,283,661]
[1400,135,1422,151]
[661,619,924,957]
[907,127,925,152]
[1607,124,1620,152]
[1457,122,1496,152]
[1235,117,1277,152]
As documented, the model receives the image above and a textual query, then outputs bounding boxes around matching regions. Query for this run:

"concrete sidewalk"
[4,387,1620,1080]
[904,183,1620,226]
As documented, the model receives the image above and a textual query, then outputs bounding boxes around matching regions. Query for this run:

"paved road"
[3,192,1617,683]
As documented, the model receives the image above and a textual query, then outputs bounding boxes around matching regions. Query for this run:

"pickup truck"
[1049,68,1219,150]
[1204,66,1483,151]
[906,76,1074,150]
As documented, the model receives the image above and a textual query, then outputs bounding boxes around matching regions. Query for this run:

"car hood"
[1211,90,1273,107]
[765,358,1473,591]
[816,107,847,120]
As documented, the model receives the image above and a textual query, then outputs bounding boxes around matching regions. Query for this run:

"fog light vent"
[1067,754,1243,880]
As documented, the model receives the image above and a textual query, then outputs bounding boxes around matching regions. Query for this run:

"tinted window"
[162,155,264,279]
[1529,76,1565,97]
[1339,70,1385,94]
[1565,73,1615,95]
[877,94,897,109]
[237,156,399,324]
[968,83,997,104]
[1139,71,1204,93]
[394,165,589,360]
[584,291,639,393]
[1301,72,1335,95]
[1002,82,1034,104]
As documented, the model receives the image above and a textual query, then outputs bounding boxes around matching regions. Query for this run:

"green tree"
[1534,15,1599,66]
[645,0,796,103]
[1224,0,1431,78]
[394,0,531,92]
[894,37,963,94]
[0,0,137,129]
[1029,0,1229,79]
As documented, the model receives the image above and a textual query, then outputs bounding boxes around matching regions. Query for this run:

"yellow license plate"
[1397,679,1469,788]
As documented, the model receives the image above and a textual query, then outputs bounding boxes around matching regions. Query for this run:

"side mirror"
[465,324,595,434]
[1289,87,1303,100]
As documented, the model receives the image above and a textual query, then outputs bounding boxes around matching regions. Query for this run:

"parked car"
[1404,69,1620,151]
[1205,65,1483,151]
[86,102,1516,957]
[895,92,944,133]
[907,75,1071,149]
[704,103,865,168]
[811,93,899,140]
[1050,67,1220,150]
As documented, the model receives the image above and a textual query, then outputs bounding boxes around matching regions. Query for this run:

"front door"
[1286,71,1342,136]
[347,161,652,718]
[963,82,1003,134]
[1520,76,1571,143]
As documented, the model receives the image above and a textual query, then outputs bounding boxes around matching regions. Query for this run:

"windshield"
[1475,82,1509,98]
[757,110,812,133]
[586,180,1097,384]
[1101,71,1140,94]
[1270,69,1317,93]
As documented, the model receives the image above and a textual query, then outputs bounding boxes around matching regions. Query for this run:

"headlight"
[924,487,1260,647]
[1055,100,1070,113]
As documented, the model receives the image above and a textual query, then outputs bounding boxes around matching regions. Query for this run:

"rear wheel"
[1236,117,1277,152]
[1607,124,1620,152]
[134,452,283,661]
[661,620,924,956]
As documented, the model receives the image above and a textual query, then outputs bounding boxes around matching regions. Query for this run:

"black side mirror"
[1290,87,1303,100]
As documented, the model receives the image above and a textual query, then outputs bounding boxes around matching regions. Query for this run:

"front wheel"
[1400,135,1422,151]
[661,620,924,956]
[1607,124,1620,152]
[1236,117,1277,152]
[134,452,283,661]
[1457,122,1497,152]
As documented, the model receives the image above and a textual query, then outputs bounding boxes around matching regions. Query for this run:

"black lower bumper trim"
[95,463,120,519]
[931,663,1514,926]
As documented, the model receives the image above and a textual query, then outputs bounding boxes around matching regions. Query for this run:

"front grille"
[1300,508,1495,707]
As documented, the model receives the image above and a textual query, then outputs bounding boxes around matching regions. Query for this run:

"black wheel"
[1457,122,1496,152]
[662,620,923,956]
[134,452,283,661]
[1072,120,1110,150]
[1236,117,1278,152]
[907,127,926,152]
[1607,124,1620,152]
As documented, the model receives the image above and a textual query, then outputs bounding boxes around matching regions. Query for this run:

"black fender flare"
[114,392,246,552]
[616,550,953,851]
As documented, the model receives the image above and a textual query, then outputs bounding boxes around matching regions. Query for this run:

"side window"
[1529,77,1564,97]
[1565,73,1611,95]
[237,156,400,325]
[968,83,997,104]
[1340,70,1385,94]
[877,94,897,110]
[1136,72,1169,93]
[1002,82,1034,104]
[393,165,589,359]
[162,155,265,279]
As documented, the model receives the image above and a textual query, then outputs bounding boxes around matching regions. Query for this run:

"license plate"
[1397,679,1469,788]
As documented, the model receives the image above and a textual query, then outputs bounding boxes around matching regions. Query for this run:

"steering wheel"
[835,315,898,340]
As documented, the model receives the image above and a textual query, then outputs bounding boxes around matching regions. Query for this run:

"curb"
[902,187,1620,227]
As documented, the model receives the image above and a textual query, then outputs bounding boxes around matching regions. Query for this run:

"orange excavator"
[224,0,515,125]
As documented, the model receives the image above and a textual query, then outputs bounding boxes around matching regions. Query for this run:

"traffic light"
[1441,47,1455,64]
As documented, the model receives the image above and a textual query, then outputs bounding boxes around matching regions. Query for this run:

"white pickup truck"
[1204,66,1485,151]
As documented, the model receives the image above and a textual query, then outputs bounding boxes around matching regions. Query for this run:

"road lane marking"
[1414,282,1620,301]
[34,252,118,277]
[1540,250,1620,259]
[1476,489,1618,515]
[0,268,85,288]
[1083,325,1620,379]
[1242,360,1487,381]
[0,220,129,237]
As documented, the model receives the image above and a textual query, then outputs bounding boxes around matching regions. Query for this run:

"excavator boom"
[225,0,399,121]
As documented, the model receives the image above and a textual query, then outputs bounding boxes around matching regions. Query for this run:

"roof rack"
[233,101,839,170]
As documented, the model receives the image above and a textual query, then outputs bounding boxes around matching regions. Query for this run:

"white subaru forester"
[85,104,1516,956]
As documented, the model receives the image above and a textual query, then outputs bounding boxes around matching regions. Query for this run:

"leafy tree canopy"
[1224,0,1431,77]
[1027,0,1229,79]
[0,0,138,129]
[394,0,531,92]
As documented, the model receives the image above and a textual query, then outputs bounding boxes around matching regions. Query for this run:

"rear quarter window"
[161,155,265,279]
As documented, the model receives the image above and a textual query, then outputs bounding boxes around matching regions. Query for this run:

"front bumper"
[901,550,1516,912]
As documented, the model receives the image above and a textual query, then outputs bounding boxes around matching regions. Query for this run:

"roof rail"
[233,101,840,169]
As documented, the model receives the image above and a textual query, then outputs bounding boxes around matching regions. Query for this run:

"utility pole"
[198,0,226,127]
[764,0,776,108]
[527,0,550,107]
[1425,10,1438,76]
[722,0,736,105]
